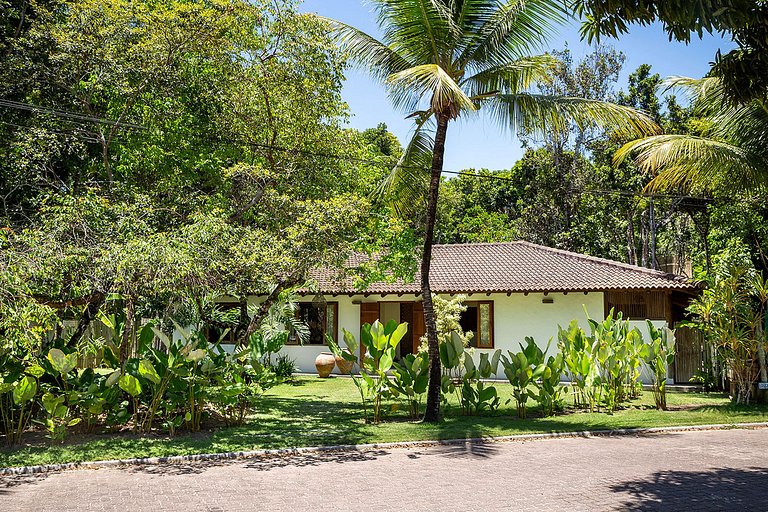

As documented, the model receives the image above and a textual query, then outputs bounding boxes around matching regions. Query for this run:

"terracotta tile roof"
[308,241,700,295]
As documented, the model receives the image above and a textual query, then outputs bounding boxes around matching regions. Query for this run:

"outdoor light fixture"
[542,297,554,304]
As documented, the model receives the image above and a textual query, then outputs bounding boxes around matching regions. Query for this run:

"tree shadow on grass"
[609,466,768,511]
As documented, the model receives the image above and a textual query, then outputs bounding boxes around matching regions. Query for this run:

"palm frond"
[374,0,455,66]
[662,76,725,107]
[614,134,768,194]
[314,15,413,81]
[489,93,661,139]
[459,0,568,68]
[461,54,558,98]
[376,114,435,216]
[387,64,477,116]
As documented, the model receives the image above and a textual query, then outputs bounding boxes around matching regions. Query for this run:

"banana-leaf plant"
[558,320,599,411]
[532,343,566,417]
[642,321,675,410]
[587,309,645,411]
[460,350,502,416]
[328,320,408,423]
[390,352,429,419]
[501,337,546,419]
[439,331,466,407]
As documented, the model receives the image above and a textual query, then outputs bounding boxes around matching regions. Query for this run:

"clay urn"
[315,352,336,378]
[335,350,354,375]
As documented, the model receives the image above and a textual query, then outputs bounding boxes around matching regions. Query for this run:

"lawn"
[2,376,767,468]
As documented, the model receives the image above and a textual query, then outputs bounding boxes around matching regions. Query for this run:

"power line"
[0,99,147,130]
[217,136,717,202]
[0,110,719,203]
[0,120,103,144]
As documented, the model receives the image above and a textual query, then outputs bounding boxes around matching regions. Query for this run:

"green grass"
[2,377,767,468]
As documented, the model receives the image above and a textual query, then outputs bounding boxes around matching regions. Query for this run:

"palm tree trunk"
[422,114,449,423]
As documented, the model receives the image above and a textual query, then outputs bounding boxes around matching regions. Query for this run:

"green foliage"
[420,294,473,349]
[390,352,430,419]
[688,251,768,404]
[574,0,768,103]
[439,332,502,416]
[329,320,408,423]
[500,337,567,418]
[558,320,600,411]
[643,321,675,410]
[616,76,768,196]
[559,310,654,413]
[270,354,297,381]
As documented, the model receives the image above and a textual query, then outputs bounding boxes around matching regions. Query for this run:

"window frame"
[288,301,338,346]
[461,300,494,349]
[205,302,240,345]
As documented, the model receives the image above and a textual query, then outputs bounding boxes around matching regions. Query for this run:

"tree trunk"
[422,115,449,423]
[649,196,658,270]
[627,209,636,265]
[67,292,106,347]
[238,282,287,346]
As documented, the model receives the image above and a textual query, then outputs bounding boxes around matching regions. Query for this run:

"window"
[459,301,494,348]
[291,302,338,345]
[205,302,240,345]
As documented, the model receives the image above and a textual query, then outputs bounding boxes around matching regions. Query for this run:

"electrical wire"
[0,101,718,203]
[0,99,147,130]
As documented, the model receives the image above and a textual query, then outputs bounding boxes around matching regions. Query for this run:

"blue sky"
[300,0,735,171]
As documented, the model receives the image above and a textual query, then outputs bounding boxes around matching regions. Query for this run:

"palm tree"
[321,0,659,422]
[615,76,768,194]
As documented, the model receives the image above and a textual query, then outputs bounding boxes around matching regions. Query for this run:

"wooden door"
[412,301,425,354]
[674,325,704,384]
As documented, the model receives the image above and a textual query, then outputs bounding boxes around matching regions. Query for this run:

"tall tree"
[322,0,659,421]
[616,76,768,194]
[1,0,383,351]
[574,0,768,103]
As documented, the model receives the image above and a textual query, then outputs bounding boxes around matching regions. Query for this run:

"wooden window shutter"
[360,302,379,328]
[359,302,379,360]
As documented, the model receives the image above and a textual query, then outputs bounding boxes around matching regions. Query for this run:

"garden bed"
[2,376,767,469]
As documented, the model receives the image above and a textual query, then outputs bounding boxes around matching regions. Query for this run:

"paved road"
[2,429,767,512]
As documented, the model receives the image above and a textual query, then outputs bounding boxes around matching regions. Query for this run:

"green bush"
[271,354,297,380]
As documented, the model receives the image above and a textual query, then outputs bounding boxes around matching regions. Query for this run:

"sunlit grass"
[2,376,766,468]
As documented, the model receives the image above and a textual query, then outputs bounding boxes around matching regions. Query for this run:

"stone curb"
[3,421,767,476]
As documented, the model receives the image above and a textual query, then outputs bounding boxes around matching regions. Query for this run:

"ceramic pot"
[335,350,354,375]
[315,352,336,378]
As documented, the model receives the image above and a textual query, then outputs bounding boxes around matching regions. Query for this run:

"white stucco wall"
[467,292,604,379]
[275,292,607,377]
[269,292,673,383]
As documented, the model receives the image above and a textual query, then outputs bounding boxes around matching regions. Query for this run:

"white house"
[261,242,701,382]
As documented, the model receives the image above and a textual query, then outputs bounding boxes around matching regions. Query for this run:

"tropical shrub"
[500,337,565,418]
[329,320,408,423]
[559,310,657,412]
[688,254,768,404]
[558,320,600,411]
[642,321,675,410]
[270,354,297,380]
[390,352,429,418]
[0,301,290,445]
[535,350,566,417]
[439,332,501,415]
[587,311,645,411]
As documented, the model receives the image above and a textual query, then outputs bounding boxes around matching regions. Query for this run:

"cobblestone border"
[3,421,767,476]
